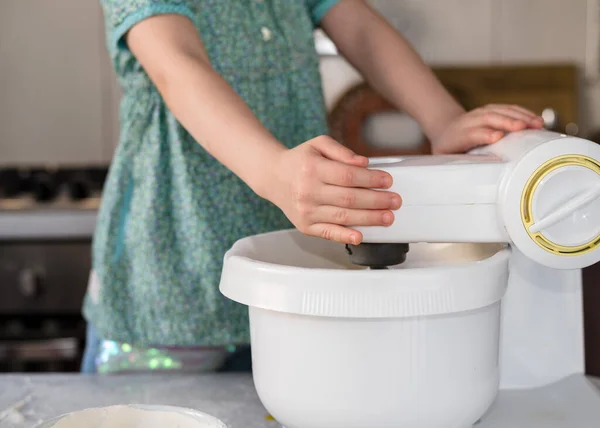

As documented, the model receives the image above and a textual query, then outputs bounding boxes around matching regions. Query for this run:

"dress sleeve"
[305,0,340,27]
[100,0,199,52]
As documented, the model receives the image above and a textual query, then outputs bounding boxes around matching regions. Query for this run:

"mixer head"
[346,131,600,271]
[345,242,410,269]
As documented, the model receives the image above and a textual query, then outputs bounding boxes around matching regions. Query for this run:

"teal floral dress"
[84,0,338,366]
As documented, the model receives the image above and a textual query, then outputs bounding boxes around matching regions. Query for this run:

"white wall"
[0,0,118,166]
[321,0,598,136]
[0,0,596,165]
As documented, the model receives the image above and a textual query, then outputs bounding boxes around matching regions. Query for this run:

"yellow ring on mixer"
[520,154,600,256]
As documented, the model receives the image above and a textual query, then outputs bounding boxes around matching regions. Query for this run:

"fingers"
[466,128,505,146]
[316,185,402,210]
[317,160,393,189]
[461,104,546,146]
[286,139,401,245]
[470,105,544,133]
[306,223,363,245]
[305,136,393,188]
[488,104,541,120]
[486,104,544,128]
[474,110,529,132]
[310,206,395,228]
[308,136,369,167]
[445,103,545,152]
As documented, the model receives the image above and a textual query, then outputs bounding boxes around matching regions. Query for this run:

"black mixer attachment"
[345,243,410,269]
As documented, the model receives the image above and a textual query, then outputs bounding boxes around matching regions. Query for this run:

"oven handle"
[0,338,79,361]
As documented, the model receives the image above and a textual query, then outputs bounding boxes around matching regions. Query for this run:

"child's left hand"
[431,104,545,155]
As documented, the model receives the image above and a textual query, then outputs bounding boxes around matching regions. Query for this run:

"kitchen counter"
[0,374,269,428]
[1,374,600,428]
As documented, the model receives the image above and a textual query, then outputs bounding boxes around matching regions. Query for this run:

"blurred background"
[0,0,597,373]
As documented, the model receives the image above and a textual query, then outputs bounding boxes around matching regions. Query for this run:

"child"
[82,0,543,373]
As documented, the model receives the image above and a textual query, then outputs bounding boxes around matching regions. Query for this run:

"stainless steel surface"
[6,339,78,361]
[0,211,97,240]
[0,195,101,212]
[0,374,599,428]
[0,167,104,239]
[0,339,78,362]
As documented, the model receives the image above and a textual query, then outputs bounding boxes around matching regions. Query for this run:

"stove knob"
[32,171,58,202]
[0,169,27,198]
[18,268,43,299]
[68,178,91,201]
[5,320,25,336]
[42,320,60,336]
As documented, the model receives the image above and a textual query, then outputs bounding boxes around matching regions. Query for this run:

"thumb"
[309,136,369,167]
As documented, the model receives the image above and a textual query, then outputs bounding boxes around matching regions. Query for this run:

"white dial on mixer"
[500,136,600,269]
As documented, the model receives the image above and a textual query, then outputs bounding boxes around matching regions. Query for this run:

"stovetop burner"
[0,167,108,210]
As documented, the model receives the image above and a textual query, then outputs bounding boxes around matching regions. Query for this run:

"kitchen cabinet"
[0,0,115,166]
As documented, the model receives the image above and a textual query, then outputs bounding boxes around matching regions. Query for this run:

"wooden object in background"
[328,83,431,157]
[328,65,578,157]
[432,65,579,130]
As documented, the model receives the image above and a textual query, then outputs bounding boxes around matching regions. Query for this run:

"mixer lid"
[501,136,600,269]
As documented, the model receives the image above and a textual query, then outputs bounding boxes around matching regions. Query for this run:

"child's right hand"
[265,136,402,245]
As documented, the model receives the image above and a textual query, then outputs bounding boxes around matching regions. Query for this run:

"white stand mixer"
[220,130,600,428]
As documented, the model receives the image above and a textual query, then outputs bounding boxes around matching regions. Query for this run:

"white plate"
[34,404,227,428]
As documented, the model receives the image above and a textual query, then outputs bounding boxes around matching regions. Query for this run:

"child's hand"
[432,104,545,154]
[266,136,402,245]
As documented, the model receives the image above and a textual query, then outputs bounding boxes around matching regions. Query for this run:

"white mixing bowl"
[220,229,511,428]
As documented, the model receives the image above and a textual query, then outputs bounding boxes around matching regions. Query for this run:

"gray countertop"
[1,374,600,428]
[0,374,270,428]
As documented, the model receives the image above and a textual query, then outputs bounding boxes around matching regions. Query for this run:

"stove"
[0,167,107,239]
[0,166,108,372]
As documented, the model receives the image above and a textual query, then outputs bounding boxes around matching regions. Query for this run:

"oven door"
[0,239,91,372]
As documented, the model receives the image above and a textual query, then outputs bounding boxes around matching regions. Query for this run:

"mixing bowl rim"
[224,230,511,277]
